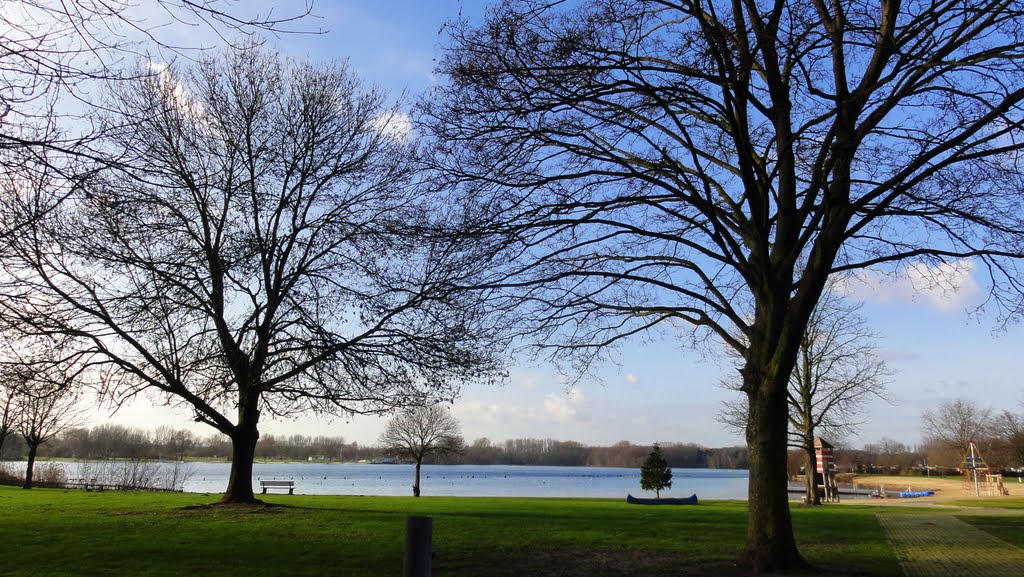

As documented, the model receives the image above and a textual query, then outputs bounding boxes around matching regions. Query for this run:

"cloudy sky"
[87,0,1024,449]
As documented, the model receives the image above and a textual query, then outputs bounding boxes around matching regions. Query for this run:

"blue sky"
[89,1,1024,450]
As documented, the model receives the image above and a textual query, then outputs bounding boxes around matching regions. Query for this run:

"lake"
[31,461,752,499]
[195,463,750,499]
[212,462,754,498]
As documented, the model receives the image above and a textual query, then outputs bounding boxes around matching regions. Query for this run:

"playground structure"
[814,437,839,503]
[960,442,1009,497]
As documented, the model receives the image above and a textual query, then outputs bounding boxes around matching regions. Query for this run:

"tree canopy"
[922,398,993,457]
[1,1,319,240]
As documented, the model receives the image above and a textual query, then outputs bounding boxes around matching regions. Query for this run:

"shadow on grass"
[180,501,286,514]
[437,544,882,577]
[440,544,712,577]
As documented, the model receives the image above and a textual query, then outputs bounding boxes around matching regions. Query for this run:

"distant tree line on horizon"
[4,398,1021,476]
[0,423,749,469]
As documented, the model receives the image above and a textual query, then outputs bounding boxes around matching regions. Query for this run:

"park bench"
[259,480,295,494]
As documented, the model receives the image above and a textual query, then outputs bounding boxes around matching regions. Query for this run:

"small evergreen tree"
[640,443,673,498]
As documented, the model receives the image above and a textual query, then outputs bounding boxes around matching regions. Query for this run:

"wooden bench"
[259,480,295,494]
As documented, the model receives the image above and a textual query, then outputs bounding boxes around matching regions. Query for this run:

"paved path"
[877,512,1024,576]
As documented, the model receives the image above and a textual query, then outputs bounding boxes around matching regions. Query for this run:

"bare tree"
[13,364,85,489]
[0,385,16,457]
[993,410,1024,468]
[922,399,993,458]
[154,426,198,462]
[719,284,890,505]
[419,0,1024,570]
[379,404,464,497]
[0,45,503,503]
[863,438,921,474]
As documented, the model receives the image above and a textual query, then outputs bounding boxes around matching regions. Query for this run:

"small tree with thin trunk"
[378,405,464,497]
[0,385,15,457]
[640,443,672,499]
[13,366,84,489]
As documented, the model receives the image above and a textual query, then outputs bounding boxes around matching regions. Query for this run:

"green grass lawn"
[958,515,1024,549]
[945,497,1024,509]
[0,486,907,576]
[946,497,1024,549]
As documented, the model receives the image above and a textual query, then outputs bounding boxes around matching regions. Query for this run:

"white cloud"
[567,387,585,403]
[515,373,542,390]
[842,259,980,312]
[373,112,412,143]
[543,387,586,422]
[543,394,576,421]
[456,386,589,428]
[451,400,506,426]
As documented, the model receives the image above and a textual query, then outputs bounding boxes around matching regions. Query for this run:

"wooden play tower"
[960,442,1008,497]
[814,437,839,503]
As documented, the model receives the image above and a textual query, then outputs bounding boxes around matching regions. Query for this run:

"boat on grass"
[626,493,698,505]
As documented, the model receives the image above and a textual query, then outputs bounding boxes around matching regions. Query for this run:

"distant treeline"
[787,437,1024,477]
[0,423,749,469]
[459,438,749,469]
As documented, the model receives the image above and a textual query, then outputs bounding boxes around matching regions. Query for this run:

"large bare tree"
[419,0,1024,570]
[0,45,503,503]
[379,404,464,497]
[719,283,891,505]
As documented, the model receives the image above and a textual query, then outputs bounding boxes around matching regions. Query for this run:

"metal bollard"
[403,515,432,577]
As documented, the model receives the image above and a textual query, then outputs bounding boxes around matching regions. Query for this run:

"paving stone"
[877,513,1024,577]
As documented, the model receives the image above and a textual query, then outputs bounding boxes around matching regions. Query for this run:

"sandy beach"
[848,474,1020,502]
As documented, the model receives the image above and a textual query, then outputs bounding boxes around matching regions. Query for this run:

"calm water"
[196,463,750,499]
[32,461,751,499]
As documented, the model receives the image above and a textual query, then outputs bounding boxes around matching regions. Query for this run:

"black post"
[403,516,432,577]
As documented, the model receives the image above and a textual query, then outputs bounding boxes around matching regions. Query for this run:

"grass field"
[959,515,1024,549]
[0,485,983,577]
[945,497,1024,509]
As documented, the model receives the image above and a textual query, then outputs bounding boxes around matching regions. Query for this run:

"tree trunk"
[23,442,38,490]
[805,444,821,506]
[413,459,422,497]
[221,427,260,504]
[742,370,807,571]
